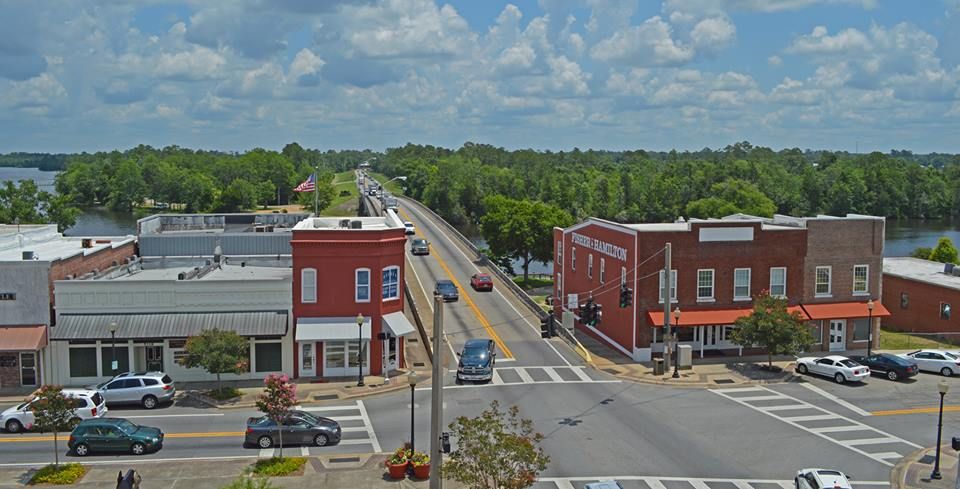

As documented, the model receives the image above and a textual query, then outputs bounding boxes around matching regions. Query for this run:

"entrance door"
[829,320,846,351]
[383,335,398,373]
[145,346,163,371]
[300,342,316,377]
[20,352,36,386]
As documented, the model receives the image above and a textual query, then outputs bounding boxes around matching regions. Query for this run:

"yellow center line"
[398,207,514,359]
[871,406,960,417]
[0,432,244,443]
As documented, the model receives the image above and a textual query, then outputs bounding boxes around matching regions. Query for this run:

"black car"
[848,353,920,381]
[456,338,496,383]
[435,279,459,302]
[245,410,341,449]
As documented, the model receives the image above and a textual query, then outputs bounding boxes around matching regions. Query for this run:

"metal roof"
[884,257,960,292]
[52,311,288,340]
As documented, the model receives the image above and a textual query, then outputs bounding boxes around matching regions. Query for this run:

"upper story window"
[382,266,400,301]
[815,266,832,297]
[658,270,677,303]
[734,268,751,301]
[355,268,371,303]
[770,267,786,298]
[301,268,317,303]
[557,241,562,267]
[571,247,576,271]
[852,265,869,295]
[697,269,715,301]
[600,258,606,284]
[588,254,594,279]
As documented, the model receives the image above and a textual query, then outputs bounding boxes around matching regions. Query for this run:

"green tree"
[30,385,76,468]
[729,291,814,368]
[911,247,934,259]
[181,171,216,212]
[180,329,250,393]
[217,178,259,212]
[443,401,549,489]
[480,196,573,281]
[929,237,959,264]
[294,171,336,213]
[685,179,777,218]
[107,159,147,211]
[0,180,81,232]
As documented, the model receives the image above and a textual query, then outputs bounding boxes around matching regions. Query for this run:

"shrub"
[29,463,87,485]
[248,457,306,477]
[220,476,278,489]
[388,447,411,465]
[207,387,242,401]
[410,450,430,468]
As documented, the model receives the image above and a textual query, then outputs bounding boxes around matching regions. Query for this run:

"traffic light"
[578,300,594,325]
[593,303,602,326]
[540,315,554,338]
[619,286,633,308]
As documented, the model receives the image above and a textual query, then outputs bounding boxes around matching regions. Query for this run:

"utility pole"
[662,243,672,371]
[430,293,444,489]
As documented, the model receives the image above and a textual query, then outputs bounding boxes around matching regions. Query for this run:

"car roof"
[808,469,851,488]
[61,388,99,396]
[824,355,850,361]
[474,273,491,278]
[464,338,492,347]
[78,417,129,426]
[437,279,454,286]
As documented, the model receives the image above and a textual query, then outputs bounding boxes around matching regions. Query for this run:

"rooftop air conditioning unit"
[22,251,35,260]
[81,238,93,248]
[350,220,362,229]
[945,263,955,274]
[265,225,274,232]
[339,219,351,228]
[952,267,960,277]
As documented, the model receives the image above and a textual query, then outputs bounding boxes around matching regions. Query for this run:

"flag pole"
[313,165,319,215]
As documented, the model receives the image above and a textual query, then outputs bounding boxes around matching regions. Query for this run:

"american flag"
[293,173,316,192]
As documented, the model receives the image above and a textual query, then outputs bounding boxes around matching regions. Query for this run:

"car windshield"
[414,239,426,246]
[885,355,912,366]
[114,420,139,435]
[463,347,488,361]
[438,283,455,292]
[839,360,859,367]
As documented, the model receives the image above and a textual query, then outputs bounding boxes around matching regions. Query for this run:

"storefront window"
[853,318,870,341]
[347,340,361,368]
[325,342,345,370]
[69,348,98,377]
[100,346,130,375]
[255,343,282,372]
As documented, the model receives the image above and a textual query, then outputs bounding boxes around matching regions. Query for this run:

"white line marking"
[778,482,795,489]
[732,481,753,489]
[734,395,788,402]
[544,367,564,383]
[516,368,535,384]
[874,452,903,460]
[495,357,517,362]
[555,481,576,489]
[844,437,900,446]
[780,414,837,422]
[540,476,888,487]
[572,367,592,382]
[328,415,363,422]
[646,479,668,489]
[416,379,621,391]
[812,425,873,433]
[406,250,460,364]
[799,383,873,417]
[492,370,504,385]
[690,481,711,489]
[122,413,224,419]
[338,438,374,446]
[340,426,367,433]
[714,387,764,394]
[258,448,274,458]
[356,400,381,453]
[297,405,358,413]
[300,446,309,456]
[757,405,811,412]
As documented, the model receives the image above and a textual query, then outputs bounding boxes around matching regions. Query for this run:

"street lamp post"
[672,307,681,379]
[408,371,418,455]
[356,314,365,387]
[108,322,118,376]
[932,380,950,480]
[866,299,874,357]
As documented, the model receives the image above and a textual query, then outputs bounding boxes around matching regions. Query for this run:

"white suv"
[1,388,107,433]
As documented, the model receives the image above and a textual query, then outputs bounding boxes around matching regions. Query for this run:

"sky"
[1,0,958,154]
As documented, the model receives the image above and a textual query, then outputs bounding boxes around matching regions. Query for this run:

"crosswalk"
[443,365,619,389]
[536,476,889,489]
[257,400,381,457]
[711,386,920,467]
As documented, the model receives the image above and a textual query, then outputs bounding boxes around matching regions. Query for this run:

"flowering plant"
[409,450,430,467]
[255,374,297,458]
[388,447,411,465]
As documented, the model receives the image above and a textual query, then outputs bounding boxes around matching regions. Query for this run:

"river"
[3,167,959,259]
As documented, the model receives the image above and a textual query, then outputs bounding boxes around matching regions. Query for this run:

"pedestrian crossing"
[535,476,889,489]
[711,386,920,467]
[443,365,619,389]
[257,400,381,457]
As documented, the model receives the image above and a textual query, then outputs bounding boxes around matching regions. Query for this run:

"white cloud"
[786,26,871,55]
[342,0,474,58]
[591,16,695,66]
[690,16,736,51]
[154,47,226,80]
[768,55,783,66]
[288,48,324,86]
[3,73,68,114]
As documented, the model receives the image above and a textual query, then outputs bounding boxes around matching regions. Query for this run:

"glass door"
[829,320,846,351]
[300,342,316,377]
[20,352,36,386]
[146,346,163,371]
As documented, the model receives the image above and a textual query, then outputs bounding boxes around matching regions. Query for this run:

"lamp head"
[939,380,950,395]
[356,313,364,327]
[407,370,418,386]
[867,299,874,311]
[109,321,118,334]
[672,307,681,321]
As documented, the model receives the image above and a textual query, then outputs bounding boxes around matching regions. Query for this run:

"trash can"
[653,358,665,376]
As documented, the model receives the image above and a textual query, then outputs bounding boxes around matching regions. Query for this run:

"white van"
[0,388,107,433]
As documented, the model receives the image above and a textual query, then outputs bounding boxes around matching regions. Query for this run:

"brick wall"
[47,242,136,320]
[803,219,884,304]
[882,274,960,334]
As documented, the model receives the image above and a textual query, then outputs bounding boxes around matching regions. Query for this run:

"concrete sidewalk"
[0,455,466,488]
[892,445,959,489]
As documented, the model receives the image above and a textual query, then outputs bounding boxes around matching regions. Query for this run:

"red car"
[470,273,493,291]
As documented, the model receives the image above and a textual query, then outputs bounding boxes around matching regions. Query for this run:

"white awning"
[296,317,371,342]
[382,311,416,337]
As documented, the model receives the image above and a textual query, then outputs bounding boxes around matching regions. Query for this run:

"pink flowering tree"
[255,374,297,458]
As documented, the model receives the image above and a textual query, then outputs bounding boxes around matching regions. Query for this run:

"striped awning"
[51,312,288,340]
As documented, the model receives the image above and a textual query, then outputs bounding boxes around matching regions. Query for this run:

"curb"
[594,364,803,389]
[889,446,924,489]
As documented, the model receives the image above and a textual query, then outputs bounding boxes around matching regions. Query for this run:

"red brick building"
[290,213,415,379]
[882,257,959,334]
[552,214,888,361]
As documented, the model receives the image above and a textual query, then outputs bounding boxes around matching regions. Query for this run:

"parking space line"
[298,405,357,412]
[356,400,381,453]
[799,383,872,416]
[341,427,367,433]
[339,439,374,445]
[328,415,363,422]
[123,414,224,419]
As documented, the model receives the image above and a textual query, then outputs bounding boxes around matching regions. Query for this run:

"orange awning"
[647,306,809,327]
[0,325,47,351]
[800,301,891,320]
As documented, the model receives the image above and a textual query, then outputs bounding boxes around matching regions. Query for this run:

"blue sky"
[1,0,958,153]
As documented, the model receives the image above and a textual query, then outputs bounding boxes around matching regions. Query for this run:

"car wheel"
[887,371,899,381]
[314,434,329,447]
[131,442,146,455]
[258,436,273,449]
[797,364,808,374]
[942,367,954,377]
[142,395,158,409]
[834,373,845,384]
[73,443,90,457]
[5,419,23,433]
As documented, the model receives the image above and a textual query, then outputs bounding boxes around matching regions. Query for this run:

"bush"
[220,476,278,489]
[207,387,242,401]
[248,457,306,477]
[29,463,87,485]
[339,190,351,197]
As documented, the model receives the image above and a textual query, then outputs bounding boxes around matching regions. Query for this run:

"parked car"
[245,410,342,448]
[899,350,960,376]
[2,388,107,434]
[848,353,919,381]
[456,338,496,383]
[403,221,416,235]
[68,418,164,456]
[795,355,870,384]
[93,372,175,409]
[411,238,430,255]
[470,273,494,291]
[435,279,459,302]
[795,468,853,489]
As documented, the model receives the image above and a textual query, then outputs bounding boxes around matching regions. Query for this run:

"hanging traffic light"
[619,286,633,308]
[593,303,602,325]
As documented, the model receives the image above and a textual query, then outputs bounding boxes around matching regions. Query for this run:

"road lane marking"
[544,367,564,383]
[799,383,872,416]
[406,248,461,364]
[417,379,620,391]
[572,367,592,382]
[122,413,225,419]
[779,414,836,422]
[356,400,381,453]
[812,425,871,433]
[0,432,244,442]
[717,387,764,394]
[646,480,668,489]
[297,405,357,412]
[758,404,808,412]
[491,370,504,385]
[735,395,787,402]
[871,406,960,416]
[845,437,902,446]
[516,368,534,384]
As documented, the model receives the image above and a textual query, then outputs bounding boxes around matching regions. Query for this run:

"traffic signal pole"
[430,293,444,489]
[663,243,672,371]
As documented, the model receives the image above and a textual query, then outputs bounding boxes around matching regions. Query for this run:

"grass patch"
[368,172,405,195]
[248,457,306,477]
[29,463,87,485]
[319,172,361,217]
[220,476,278,489]
[512,276,553,290]
[880,328,956,350]
[528,294,551,312]
[207,387,242,401]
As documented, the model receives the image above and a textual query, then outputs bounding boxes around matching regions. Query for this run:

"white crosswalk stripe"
[537,475,890,489]
[251,401,380,456]
[711,386,920,467]
[439,366,619,390]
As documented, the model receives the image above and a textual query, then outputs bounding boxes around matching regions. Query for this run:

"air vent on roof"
[178,272,186,280]
[339,219,351,228]
[22,251,34,260]
[350,220,362,229]
[953,267,960,277]
[945,263,955,274]
[81,238,92,248]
